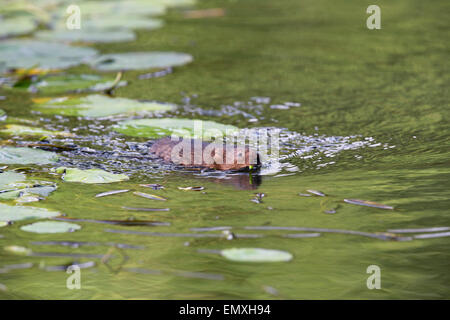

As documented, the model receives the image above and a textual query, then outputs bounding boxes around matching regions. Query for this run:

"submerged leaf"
[122,206,170,212]
[56,167,129,184]
[114,118,238,139]
[52,217,169,226]
[183,8,225,19]
[306,189,326,197]
[140,184,164,190]
[178,186,204,191]
[0,124,73,137]
[4,245,32,255]
[0,147,58,165]
[221,248,293,262]
[20,221,81,234]
[95,189,130,198]
[0,203,60,222]
[89,52,193,71]
[343,199,394,210]
[44,261,95,272]
[33,94,175,117]
[133,192,167,201]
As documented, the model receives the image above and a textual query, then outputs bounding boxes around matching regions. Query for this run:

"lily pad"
[34,74,127,94]
[78,0,167,17]
[0,171,56,202]
[82,16,164,30]
[0,147,58,165]
[20,221,81,233]
[0,124,73,137]
[0,40,98,70]
[221,248,293,262]
[0,171,26,189]
[33,94,175,117]
[0,203,60,222]
[0,109,6,121]
[88,52,193,71]
[0,17,37,38]
[159,0,197,6]
[35,29,136,43]
[114,118,238,139]
[0,185,57,202]
[56,167,129,184]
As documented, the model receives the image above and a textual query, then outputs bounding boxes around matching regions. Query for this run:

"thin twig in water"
[387,227,450,233]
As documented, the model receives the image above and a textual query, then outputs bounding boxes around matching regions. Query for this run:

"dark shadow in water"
[206,172,262,190]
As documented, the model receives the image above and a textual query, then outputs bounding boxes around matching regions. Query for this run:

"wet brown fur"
[150,137,260,171]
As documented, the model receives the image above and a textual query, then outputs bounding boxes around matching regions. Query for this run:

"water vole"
[149,137,261,171]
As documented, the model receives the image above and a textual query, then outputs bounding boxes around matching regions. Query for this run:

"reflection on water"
[196,171,262,190]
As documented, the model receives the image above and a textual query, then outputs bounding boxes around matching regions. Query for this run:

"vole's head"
[211,145,261,172]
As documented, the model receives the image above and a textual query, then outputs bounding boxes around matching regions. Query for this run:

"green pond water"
[0,0,449,299]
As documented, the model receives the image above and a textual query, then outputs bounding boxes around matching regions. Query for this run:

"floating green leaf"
[0,171,54,202]
[0,17,36,38]
[33,94,175,117]
[0,109,6,121]
[35,29,136,43]
[4,245,32,255]
[88,52,193,71]
[0,185,57,202]
[0,147,58,165]
[0,171,26,189]
[82,16,164,30]
[0,124,73,137]
[158,0,197,6]
[0,40,98,70]
[34,74,127,95]
[20,221,81,233]
[114,118,238,139]
[56,167,129,184]
[78,0,167,17]
[221,248,293,262]
[0,203,60,222]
